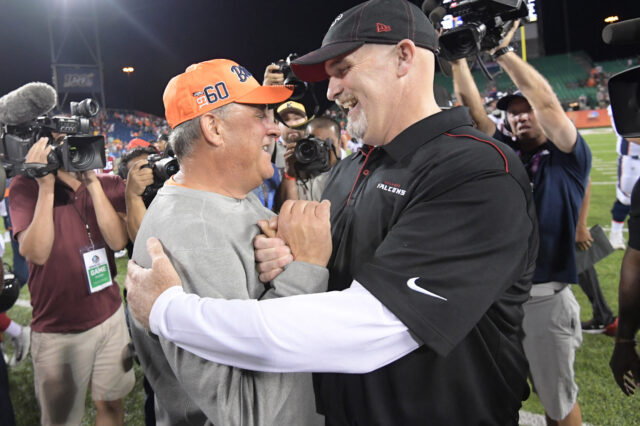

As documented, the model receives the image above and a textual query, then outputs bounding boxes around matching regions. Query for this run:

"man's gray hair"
[169,103,235,160]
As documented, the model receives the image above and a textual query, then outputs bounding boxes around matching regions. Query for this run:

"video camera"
[424,0,529,61]
[274,53,308,101]
[293,135,334,177]
[141,153,179,204]
[0,265,19,313]
[604,17,640,138]
[0,83,105,178]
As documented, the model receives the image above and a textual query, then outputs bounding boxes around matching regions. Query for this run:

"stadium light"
[604,16,619,24]
[122,66,134,73]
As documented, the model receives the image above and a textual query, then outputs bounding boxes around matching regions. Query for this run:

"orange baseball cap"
[126,137,151,150]
[163,59,293,128]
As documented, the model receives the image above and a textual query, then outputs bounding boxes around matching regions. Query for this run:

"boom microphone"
[602,17,640,45]
[0,82,57,126]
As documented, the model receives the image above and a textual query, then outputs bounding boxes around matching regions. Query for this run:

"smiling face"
[219,103,279,190]
[325,44,397,146]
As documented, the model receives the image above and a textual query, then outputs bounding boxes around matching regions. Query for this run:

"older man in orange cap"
[127,58,326,426]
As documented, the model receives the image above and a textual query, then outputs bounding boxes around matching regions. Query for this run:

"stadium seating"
[434,52,636,108]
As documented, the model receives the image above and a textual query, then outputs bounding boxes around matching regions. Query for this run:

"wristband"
[283,172,296,181]
[493,46,514,60]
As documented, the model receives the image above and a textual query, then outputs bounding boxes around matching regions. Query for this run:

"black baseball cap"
[291,0,438,82]
[496,91,529,111]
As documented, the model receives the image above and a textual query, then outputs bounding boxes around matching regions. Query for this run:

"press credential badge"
[82,247,113,293]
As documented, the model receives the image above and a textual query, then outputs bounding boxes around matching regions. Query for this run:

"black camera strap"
[20,162,58,179]
[70,189,95,249]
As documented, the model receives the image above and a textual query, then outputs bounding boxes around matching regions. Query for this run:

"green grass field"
[3,128,639,425]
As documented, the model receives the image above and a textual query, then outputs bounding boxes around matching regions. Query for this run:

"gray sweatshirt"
[130,183,327,426]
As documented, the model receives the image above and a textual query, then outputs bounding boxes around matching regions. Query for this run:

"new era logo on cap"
[376,23,391,33]
[291,0,438,82]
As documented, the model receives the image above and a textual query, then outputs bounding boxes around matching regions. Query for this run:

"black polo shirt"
[316,107,539,425]
[628,178,640,250]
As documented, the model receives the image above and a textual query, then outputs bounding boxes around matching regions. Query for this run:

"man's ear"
[395,39,416,77]
[200,112,224,147]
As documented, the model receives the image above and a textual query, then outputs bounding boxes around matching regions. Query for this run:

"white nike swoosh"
[406,277,447,301]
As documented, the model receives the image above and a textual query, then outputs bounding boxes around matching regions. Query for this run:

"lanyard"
[70,189,95,249]
[260,183,269,207]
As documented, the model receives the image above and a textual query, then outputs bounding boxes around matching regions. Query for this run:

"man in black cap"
[125,0,538,424]
[451,22,590,426]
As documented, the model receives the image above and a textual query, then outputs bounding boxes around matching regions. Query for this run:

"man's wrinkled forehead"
[324,46,364,75]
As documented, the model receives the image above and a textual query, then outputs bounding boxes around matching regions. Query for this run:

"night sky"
[0,0,639,118]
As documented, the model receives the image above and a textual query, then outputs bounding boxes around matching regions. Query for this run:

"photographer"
[118,146,157,241]
[263,67,309,178]
[279,116,341,202]
[452,20,590,425]
[9,135,134,425]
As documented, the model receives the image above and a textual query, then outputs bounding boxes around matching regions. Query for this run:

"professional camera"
[275,53,308,101]
[0,266,19,312]
[604,18,640,138]
[1,97,105,178]
[425,0,528,61]
[141,153,180,204]
[293,135,333,176]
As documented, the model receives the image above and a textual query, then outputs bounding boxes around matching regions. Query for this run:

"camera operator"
[9,135,134,425]
[263,66,309,178]
[451,20,590,425]
[279,116,341,202]
[274,101,308,178]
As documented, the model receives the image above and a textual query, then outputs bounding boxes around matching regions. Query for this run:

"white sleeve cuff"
[149,285,186,335]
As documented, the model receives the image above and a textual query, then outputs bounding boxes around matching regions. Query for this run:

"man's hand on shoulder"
[277,200,332,267]
[125,237,182,330]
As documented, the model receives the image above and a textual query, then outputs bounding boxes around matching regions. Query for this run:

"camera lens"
[295,139,318,164]
[153,157,180,181]
[69,145,95,170]
[71,98,100,117]
[440,24,483,60]
[287,79,308,101]
[166,162,179,176]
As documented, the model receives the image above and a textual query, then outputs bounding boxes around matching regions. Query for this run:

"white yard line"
[13,299,31,309]
[519,411,593,426]
[580,127,614,135]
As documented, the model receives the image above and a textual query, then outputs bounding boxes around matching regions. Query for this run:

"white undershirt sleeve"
[149,281,420,373]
